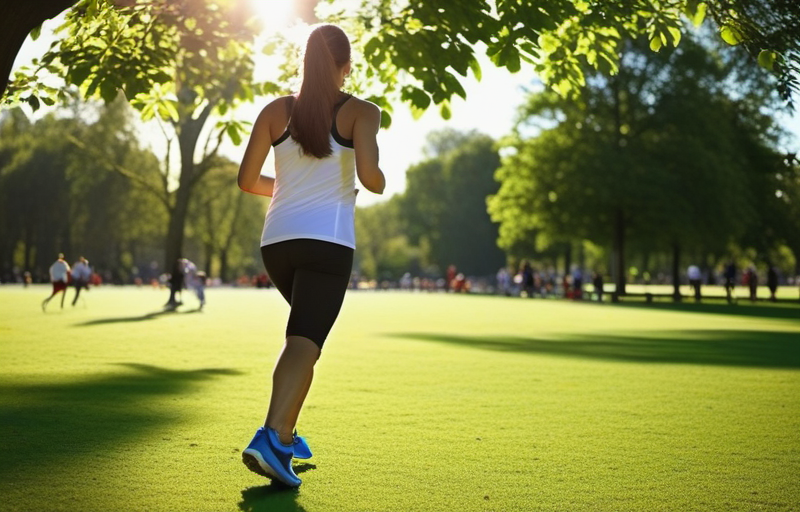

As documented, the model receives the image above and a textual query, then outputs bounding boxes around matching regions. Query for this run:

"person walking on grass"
[687,264,702,302]
[724,260,737,304]
[70,256,92,306]
[237,23,385,487]
[767,264,779,302]
[42,253,70,311]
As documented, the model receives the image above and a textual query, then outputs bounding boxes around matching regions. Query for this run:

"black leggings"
[261,239,354,349]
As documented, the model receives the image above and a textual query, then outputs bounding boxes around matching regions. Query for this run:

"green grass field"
[1,285,798,512]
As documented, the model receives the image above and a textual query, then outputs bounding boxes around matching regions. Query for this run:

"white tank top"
[260,96,356,249]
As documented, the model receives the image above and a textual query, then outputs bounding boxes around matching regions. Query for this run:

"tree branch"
[66,133,172,211]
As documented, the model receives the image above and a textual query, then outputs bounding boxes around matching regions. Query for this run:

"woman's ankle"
[265,424,295,446]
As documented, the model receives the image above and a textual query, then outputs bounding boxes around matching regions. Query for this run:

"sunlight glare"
[248,0,297,36]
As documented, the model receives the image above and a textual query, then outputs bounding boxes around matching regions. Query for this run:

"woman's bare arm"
[352,100,386,195]
[237,98,288,197]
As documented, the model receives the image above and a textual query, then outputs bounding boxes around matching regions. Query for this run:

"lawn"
[1,285,798,512]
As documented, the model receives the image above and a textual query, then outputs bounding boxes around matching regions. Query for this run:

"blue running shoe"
[242,427,301,487]
[292,431,312,460]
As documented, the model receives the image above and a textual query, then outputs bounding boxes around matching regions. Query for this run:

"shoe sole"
[242,451,277,479]
[242,449,300,487]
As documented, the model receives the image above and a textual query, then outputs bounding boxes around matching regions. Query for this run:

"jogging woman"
[237,24,385,487]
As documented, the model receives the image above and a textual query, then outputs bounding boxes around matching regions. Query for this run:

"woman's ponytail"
[290,25,351,158]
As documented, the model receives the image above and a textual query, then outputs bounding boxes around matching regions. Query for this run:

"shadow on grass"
[389,330,800,369]
[606,299,800,321]
[0,363,241,481]
[73,307,202,326]
[238,464,316,512]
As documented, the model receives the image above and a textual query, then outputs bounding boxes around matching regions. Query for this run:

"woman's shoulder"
[343,95,381,123]
[346,95,379,112]
[259,95,296,116]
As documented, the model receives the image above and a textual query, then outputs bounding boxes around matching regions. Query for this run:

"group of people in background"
[38,253,210,312]
[41,253,93,311]
[25,253,797,311]
[720,261,781,303]
[496,261,602,301]
[688,260,781,303]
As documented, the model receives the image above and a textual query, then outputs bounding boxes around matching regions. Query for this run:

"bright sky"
[9,3,800,208]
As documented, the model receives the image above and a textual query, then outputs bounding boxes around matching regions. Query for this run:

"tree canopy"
[4,0,800,120]
[487,35,798,291]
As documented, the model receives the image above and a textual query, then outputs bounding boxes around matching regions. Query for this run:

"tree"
[488,36,792,296]
[0,100,165,281]
[6,0,271,269]
[401,129,505,276]
[354,195,420,281]
[184,158,267,282]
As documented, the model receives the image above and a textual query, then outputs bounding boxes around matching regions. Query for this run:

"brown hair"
[289,24,351,158]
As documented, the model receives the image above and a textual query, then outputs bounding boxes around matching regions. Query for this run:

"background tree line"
[0,98,267,283]
[355,36,799,288]
[487,35,800,292]
[1,1,798,291]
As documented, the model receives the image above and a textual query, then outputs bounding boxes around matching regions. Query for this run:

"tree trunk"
[219,249,229,283]
[24,225,34,273]
[164,98,213,269]
[164,180,193,270]
[613,208,626,295]
[0,0,76,99]
[672,241,681,301]
[204,242,213,275]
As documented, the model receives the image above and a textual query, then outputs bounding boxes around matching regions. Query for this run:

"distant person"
[496,266,510,296]
[195,270,207,310]
[747,266,758,302]
[723,261,737,304]
[70,256,92,306]
[521,260,534,297]
[687,264,702,302]
[572,266,583,300]
[237,24,385,487]
[42,253,71,311]
[446,264,457,291]
[767,265,779,302]
[165,258,185,309]
[592,271,604,302]
[181,259,206,310]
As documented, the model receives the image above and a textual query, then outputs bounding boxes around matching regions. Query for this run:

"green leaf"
[380,109,392,129]
[99,79,118,103]
[157,100,180,122]
[468,57,482,81]
[720,25,744,46]
[649,36,663,52]
[70,63,94,86]
[668,26,681,47]
[689,2,707,27]
[401,86,431,111]
[226,123,242,145]
[26,95,41,111]
[439,101,451,120]
[757,49,777,71]
[30,24,43,41]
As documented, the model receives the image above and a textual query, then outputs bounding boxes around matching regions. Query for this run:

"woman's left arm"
[238,102,279,197]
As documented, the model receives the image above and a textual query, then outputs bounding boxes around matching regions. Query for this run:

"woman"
[237,24,385,487]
